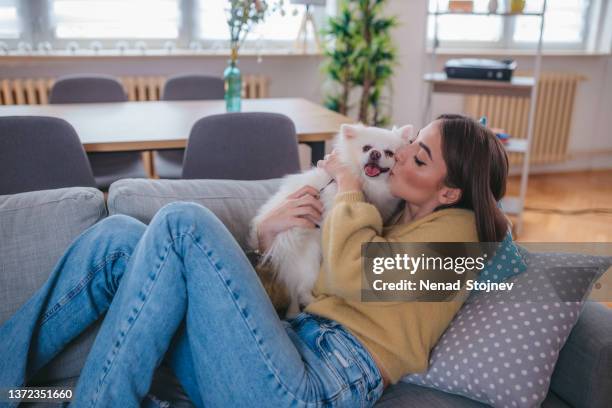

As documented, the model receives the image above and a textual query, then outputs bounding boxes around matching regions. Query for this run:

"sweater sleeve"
[320,190,391,300]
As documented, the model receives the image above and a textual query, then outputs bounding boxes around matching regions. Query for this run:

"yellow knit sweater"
[304,190,478,384]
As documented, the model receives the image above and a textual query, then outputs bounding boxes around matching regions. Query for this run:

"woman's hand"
[256,185,324,253]
[317,149,362,193]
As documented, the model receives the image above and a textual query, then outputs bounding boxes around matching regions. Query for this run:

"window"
[513,0,589,44]
[196,0,227,41]
[428,0,593,50]
[428,0,503,42]
[0,0,335,53]
[196,0,310,43]
[51,0,180,39]
[0,0,19,39]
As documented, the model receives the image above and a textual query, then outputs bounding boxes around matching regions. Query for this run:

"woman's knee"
[153,202,222,236]
[93,214,146,250]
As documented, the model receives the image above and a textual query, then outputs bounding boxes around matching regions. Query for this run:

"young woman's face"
[389,120,450,207]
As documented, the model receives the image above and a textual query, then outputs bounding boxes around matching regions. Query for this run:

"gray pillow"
[0,187,107,383]
[403,250,611,407]
[107,178,280,248]
[0,187,106,323]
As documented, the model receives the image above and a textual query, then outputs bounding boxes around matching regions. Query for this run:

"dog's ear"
[395,124,414,143]
[340,124,360,139]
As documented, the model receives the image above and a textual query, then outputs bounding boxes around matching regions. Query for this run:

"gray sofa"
[1,178,611,407]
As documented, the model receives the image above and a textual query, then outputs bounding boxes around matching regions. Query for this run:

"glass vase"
[224,59,241,112]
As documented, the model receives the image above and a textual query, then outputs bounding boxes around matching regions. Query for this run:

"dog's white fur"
[249,123,414,317]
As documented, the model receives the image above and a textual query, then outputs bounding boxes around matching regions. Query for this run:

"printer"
[444,58,517,81]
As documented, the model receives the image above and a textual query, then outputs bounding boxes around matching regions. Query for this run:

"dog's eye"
[362,145,372,152]
[384,150,394,158]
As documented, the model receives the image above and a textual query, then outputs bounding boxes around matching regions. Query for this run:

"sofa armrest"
[107,179,280,249]
[550,301,612,408]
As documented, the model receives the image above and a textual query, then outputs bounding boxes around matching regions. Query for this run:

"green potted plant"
[323,0,397,126]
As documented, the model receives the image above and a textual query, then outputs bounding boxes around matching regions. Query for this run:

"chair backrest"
[50,74,127,104]
[0,116,96,195]
[162,74,225,101]
[182,112,301,180]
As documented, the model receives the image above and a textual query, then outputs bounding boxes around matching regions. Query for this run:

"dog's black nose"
[369,150,381,161]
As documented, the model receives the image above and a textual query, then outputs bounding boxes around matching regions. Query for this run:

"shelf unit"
[423,2,547,236]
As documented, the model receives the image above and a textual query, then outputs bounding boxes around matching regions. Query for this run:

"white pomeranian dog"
[249,123,413,317]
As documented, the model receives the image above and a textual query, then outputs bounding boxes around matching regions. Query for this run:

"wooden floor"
[507,170,612,242]
[506,170,612,308]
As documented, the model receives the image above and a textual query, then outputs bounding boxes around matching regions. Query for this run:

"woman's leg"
[72,202,382,408]
[0,215,146,390]
[163,203,385,407]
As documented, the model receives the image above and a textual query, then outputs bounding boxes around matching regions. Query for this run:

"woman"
[0,114,509,407]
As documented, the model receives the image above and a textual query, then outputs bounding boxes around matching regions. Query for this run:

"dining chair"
[161,74,225,101]
[0,116,96,195]
[182,112,301,180]
[155,74,225,179]
[50,74,147,190]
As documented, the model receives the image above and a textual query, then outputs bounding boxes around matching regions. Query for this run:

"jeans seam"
[88,236,177,408]
[187,232,331,407]
[40,251,129,325]
[315,331,352,395]
[335,328,380,388]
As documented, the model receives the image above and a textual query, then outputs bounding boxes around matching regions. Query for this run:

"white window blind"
[51,0,180,39]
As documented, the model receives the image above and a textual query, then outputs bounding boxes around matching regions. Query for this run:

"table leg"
[142,151,156,179]
[305,141,325,166]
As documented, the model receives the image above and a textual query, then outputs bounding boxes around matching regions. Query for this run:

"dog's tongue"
[365,164,381,177]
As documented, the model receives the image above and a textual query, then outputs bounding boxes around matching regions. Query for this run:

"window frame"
[428,0,595,52]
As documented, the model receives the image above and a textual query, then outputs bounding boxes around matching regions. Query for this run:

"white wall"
[0,54,327,102]
[0,0,610,173]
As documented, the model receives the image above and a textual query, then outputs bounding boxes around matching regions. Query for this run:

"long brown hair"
[436,114,509,242]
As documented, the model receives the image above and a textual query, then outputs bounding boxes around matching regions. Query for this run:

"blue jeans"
[0,202,384,407]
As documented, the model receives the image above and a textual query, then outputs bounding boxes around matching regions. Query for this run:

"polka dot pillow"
[403,249,611,408]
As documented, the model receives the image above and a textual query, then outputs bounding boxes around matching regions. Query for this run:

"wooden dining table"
[0,97,352,175]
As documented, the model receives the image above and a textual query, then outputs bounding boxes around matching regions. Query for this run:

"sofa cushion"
[403,250,610,407]
[0,187,107,383]
[107,178,281,248]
